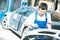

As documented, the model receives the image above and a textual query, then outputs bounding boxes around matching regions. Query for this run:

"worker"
[24,2,51,29]
[24,2,51,40]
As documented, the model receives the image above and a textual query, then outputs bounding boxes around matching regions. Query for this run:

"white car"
[2,7,60,40]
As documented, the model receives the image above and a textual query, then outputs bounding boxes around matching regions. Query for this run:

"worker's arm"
[47,23,51,30]
[24,13,35,28]
[47,13,52,30]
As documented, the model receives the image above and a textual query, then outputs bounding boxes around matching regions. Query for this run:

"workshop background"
[0,0,60,40]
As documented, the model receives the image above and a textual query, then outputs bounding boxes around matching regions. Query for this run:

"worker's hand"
[24,21,31,28]
[47,23,51,30]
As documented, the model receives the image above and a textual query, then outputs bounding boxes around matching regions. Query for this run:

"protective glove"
[32,23,39,29]
[28,24,39,30]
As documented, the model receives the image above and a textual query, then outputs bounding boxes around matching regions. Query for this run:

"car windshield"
[15,7,35,17]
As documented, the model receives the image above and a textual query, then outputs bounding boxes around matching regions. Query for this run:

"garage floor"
[0,24,20,40]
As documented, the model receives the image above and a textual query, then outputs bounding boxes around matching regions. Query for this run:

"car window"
[11,0,20,12]
[0,0,8,11]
